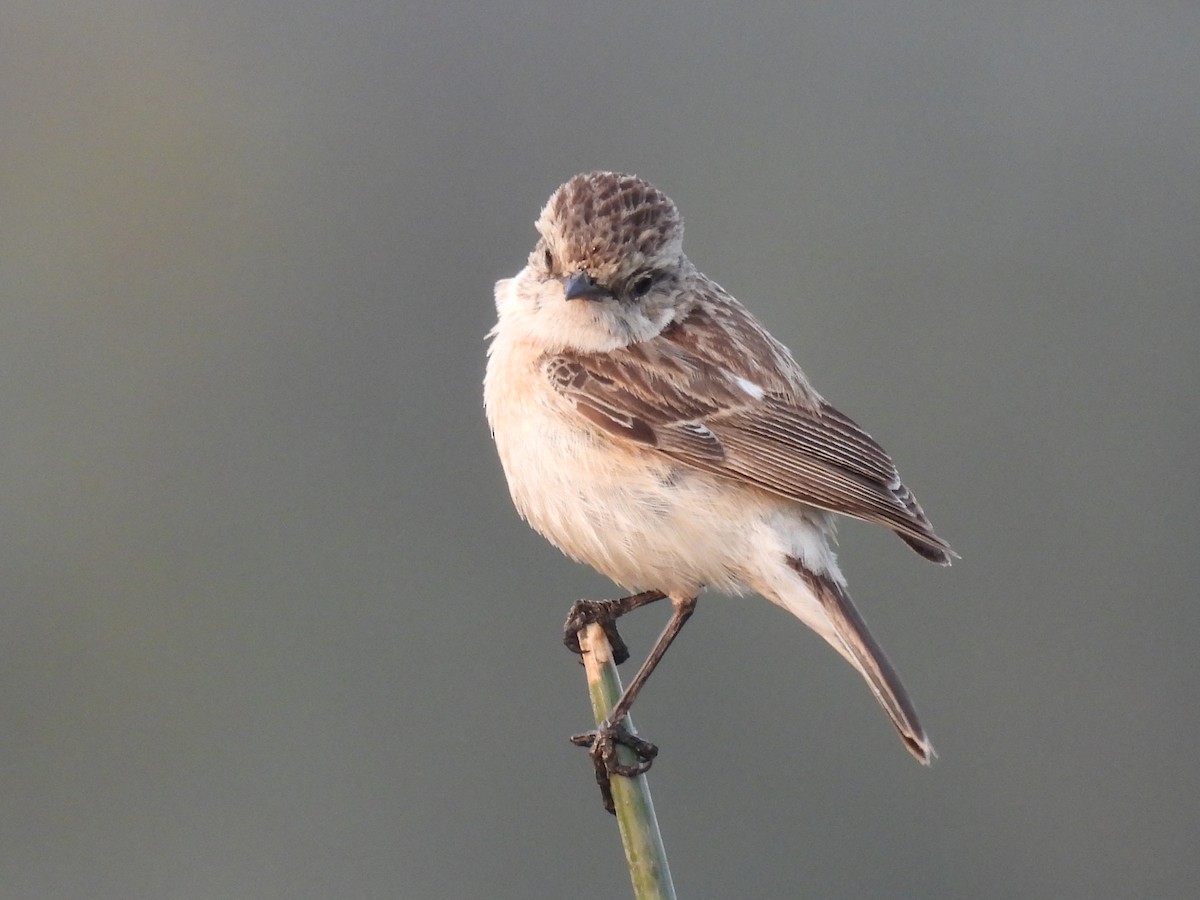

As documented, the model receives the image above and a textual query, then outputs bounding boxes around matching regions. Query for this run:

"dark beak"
[562,271,608,302]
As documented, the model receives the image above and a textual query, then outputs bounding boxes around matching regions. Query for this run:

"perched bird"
[484,171,952,802]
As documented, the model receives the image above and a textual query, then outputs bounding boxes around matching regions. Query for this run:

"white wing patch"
[731,374,765,401]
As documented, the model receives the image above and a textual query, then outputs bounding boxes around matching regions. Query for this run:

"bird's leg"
[569,595,697,812]
[563,590,667,665]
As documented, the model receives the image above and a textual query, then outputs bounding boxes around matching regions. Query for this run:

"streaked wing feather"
[687,411,946,556]
[545,309,952,563]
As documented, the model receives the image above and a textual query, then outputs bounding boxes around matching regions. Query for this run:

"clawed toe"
[571,721,659,813]
[563,599,631,665]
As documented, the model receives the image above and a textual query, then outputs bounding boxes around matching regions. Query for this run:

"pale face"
[493,257,679,354]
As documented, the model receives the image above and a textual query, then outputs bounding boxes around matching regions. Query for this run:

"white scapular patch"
[732,374,765,400]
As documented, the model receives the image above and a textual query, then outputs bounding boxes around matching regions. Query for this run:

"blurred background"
[2,2,1197,898]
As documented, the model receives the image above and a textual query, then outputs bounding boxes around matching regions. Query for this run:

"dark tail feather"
[788,559,934,764]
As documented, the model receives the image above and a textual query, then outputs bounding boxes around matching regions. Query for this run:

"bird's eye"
[630,273,655,298]
[543,248,554,271]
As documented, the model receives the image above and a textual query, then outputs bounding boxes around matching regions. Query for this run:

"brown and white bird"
[484,171,952,787]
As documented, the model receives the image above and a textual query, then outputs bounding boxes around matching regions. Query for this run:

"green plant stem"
[578,623,676,900]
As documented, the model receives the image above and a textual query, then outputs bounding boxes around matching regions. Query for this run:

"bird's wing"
[544,303,952,564]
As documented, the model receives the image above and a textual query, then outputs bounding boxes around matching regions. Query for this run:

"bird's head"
[495,172,689,351]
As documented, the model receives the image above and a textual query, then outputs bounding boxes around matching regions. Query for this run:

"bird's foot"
[570,720,658,814]
[563,598,632,665]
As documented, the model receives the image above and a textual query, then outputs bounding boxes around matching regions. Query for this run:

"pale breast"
[485,333,759,594]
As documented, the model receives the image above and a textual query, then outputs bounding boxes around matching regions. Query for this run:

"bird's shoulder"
[543,287,819,423]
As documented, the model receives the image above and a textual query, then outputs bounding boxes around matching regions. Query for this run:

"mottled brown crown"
[536,172,684,287]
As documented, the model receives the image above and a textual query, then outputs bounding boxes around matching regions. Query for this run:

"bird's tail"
[782,557,934,764]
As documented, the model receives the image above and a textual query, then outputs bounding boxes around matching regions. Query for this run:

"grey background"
[2,2,1197,898]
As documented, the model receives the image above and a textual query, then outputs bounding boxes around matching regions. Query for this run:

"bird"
[484,171,952,806]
